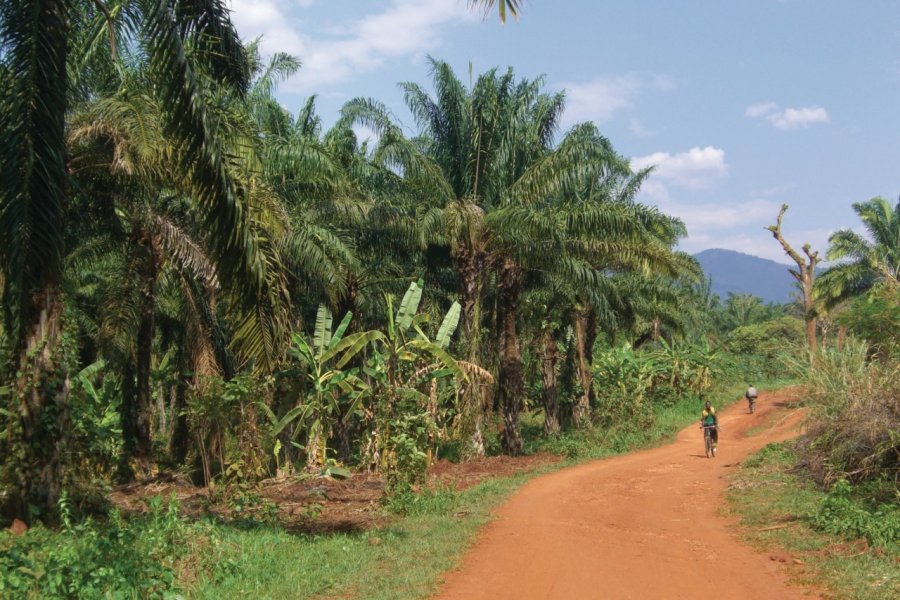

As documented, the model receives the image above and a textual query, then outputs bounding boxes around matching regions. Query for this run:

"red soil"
[432,388,818,600]
[107,447,558,534]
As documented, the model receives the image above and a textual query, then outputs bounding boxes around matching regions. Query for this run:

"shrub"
[726,315,805,356]
[810,479,900,551]
[0,494,193,598]
[799,341,900,487]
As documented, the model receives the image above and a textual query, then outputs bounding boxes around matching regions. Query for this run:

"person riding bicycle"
[700,400,718,446]
[745,385,758,403]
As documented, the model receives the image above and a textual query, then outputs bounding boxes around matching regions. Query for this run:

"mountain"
[693,249,797,304]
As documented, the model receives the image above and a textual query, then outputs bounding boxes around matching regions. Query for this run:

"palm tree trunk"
[539,327,560,435]
[455,245,488,455]
[15,287,70,521]
[134,230,160,474]
[170,375,190,466]
[585,308,598,409]
[456,246,486,355]
[3,0,72,521]
[573,306,592,428]
[497,257,523,455]
[119,361,138,480]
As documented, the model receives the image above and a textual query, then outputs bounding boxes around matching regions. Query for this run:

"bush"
[799,341,900,487]
[837,289,900,360]
[726,316,805,356]
[0,494,194,599]
[810,479,900,551]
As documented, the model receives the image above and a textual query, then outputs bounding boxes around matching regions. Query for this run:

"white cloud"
[629,117,655,137]
[229,0,471,89]
[631,146,728,190]
[745,101,830,130]
[770,106,830,130]
[229,0,307,56]
[559,74,674,126]
[663,198,778,231]
[745,101,778,118]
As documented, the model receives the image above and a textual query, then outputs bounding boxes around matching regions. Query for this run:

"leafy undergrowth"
[0,495,233,599]
[726,441,900,600]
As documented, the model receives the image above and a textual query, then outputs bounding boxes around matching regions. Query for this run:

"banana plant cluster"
[593,339,725,423]
[271,281,472,480]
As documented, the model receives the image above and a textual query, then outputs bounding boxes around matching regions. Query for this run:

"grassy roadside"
[191,378,796,600]
[725,442,900,600]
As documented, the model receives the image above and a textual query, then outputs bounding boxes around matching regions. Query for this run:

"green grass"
[726,441,900,600]
[189,474,541,599]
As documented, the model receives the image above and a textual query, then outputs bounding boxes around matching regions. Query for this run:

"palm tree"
[345,61,689,452]
[550,164,692,427]
[816,196,900,306]
[468,0,522,22]
[722,293,767,329]
[0,0,268,518]
[344,62,622,453]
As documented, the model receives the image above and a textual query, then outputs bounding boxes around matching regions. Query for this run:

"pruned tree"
[767,204,819,359]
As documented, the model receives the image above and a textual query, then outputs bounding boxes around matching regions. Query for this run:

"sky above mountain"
[227,0,900,264]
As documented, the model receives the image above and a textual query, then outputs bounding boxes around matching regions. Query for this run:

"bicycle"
[702,424,718,458]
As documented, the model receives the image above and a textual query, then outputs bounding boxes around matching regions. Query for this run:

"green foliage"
[725,315,805,381]
[0,495,193,598]
[810,479,900,550]
[816,196,900,310]
[224,488,279,525]
[726,315,805,355]
[593,340,725,426]
[281,306,369,471]
[187,374,267,486]
[593,344,662,426]
[837,289,900,360]
[384,412,438,498]
[385,483,460,517]
[799,341,900,487]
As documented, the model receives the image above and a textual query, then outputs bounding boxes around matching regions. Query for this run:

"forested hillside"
[694,248,797,303]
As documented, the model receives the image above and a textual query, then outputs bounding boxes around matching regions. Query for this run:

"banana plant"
[685,340,723,402]
[270,305,370,473]
[653,338,692,394]
[352,280,467,473]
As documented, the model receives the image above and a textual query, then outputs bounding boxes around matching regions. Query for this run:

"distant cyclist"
[745,385,759,413]
[700,400,718,448]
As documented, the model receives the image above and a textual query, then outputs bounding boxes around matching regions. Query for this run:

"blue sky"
[228,0,900,264]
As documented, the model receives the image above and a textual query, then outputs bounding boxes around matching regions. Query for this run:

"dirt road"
[432,389,815,600]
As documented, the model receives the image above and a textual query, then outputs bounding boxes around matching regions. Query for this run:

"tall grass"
[796,342,900,489]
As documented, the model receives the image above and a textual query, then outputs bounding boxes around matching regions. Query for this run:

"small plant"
[0,494,193,598]
[385,412,436,497]
[809,479,900,550]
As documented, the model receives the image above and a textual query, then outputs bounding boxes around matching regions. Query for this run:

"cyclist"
[745,384,758,412]
[700,400,718,449]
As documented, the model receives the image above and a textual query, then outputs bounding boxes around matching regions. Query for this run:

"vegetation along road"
[433,389,814,600]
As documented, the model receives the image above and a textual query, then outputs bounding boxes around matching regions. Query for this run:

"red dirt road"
[433,389,816,600]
